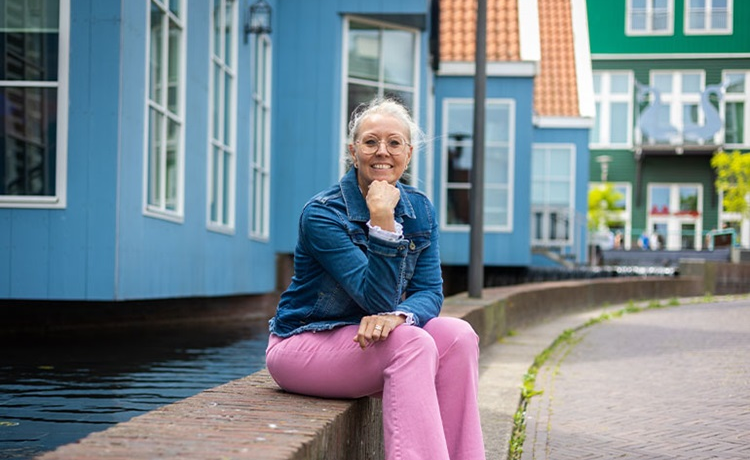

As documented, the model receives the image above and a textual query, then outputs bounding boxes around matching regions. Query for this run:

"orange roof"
[439,0,520,62]
[439,0,581,118]
[534,0,579,117]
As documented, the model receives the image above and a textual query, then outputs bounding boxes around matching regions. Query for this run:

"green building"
[586,0,749,251]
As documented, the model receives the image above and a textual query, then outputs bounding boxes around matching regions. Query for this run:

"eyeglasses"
[355,135,411,156]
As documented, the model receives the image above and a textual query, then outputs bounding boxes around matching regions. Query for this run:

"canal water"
[0,320,269,460]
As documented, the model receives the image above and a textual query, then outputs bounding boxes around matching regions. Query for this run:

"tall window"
[647,183,702,250]
[343,18,418,181]
[249,34,271,239]
[443,99,514,231]
[591,72,633,147]
[532,145,574,246]
[145,0,185,219]
[685,0,732,34]
[208,0,237,231]
[723,71,748,146]
[626,0,673,35]
[0,0,68,208]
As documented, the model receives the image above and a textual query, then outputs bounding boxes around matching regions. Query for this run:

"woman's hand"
[353,314,406,350]
[366,180,400,232]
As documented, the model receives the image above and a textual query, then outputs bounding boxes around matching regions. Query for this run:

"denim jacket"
[269,168,444,338]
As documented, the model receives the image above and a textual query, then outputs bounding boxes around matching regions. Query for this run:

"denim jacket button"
[398,246,405,251]
[409,241,416,251]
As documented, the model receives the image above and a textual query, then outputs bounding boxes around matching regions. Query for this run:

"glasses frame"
[354,135,412,156]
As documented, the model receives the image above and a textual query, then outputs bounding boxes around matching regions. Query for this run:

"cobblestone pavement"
[520,298,750,460]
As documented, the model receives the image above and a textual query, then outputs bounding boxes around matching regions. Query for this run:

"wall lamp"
[245,0,272,43]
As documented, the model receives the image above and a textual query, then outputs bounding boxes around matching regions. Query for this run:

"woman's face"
[349,113,413,192]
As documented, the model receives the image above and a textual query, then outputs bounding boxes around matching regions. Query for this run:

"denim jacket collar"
[340,168,416,223]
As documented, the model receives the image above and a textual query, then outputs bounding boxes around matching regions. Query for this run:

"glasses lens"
[359,136,407,155]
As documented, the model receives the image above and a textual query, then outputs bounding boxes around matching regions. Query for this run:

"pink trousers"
[266,316,486,460]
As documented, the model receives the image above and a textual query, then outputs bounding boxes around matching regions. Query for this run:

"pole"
[468,0,486,298]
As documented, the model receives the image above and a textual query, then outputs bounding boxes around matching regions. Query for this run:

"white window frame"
[531,144,576,247]
[591,71,634,148]
[721,70,749,148]
[143,0,186,223]
[0,0,70,209]
[626,0,674,36]
[684,0,732,35]
[646,183,703,250]
[207,0,238,233]
[647,70,706,145]
[249,33,272,241]
[440,98,515,233]
[339,16,421,184]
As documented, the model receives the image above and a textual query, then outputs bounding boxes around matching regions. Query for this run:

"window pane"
[710,10,727,29]
[169,0,181,16]
[223,150,231,222]
[166,118,179,210]
[689,0,705,7]
[486,105,510,142]
[149,5,164,103]
[0,86,57,196]
[148,108,163,206]
[726,73,745,93]
[212,63,221,140]
[167,18,181,113]
[654,0,669,8]
[610,102,629,144]
[593,73,601,92]
[348,25,379,81]
[550,149,571,176]
[725,102,744,144]
[548,182,569,205]
[682,74,701,93]
[689,11,705,29]
[679,186,698,211]
[485,187,507,226]
[654,74,672,93]
[224,0,234,60]
[213,0,221,56]
[650,186,669,213]
[486,147,508,183]
[382,29,414,86]
[347,83,379,132]
[447,188,470,224]
[224,71,232,143]
[210,148,219,221]
[610,74,630,94]
[384,89,413,111]
[631,12,646,30]
[653,12,669,30]
[0,0,60,81]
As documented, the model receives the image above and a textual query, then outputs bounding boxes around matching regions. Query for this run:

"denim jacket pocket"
[402,234,431,283]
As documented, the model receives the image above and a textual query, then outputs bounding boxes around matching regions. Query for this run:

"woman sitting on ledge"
[266,97,486,460]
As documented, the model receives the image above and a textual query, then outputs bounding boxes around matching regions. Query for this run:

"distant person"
[649,232,661,250]
[638,231,650,250]
[613,231,623,249]
[265,97,486,460]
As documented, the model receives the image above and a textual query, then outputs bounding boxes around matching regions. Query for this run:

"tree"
[711,150,750,217]
[588,183,624,232]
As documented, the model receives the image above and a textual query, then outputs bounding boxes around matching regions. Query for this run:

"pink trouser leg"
[265,317,485,460]
[424,317,486,460]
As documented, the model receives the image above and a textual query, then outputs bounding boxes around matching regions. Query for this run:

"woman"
[266,98,486,460]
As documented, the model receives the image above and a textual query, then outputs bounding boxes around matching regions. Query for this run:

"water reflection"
[0,320,269,460]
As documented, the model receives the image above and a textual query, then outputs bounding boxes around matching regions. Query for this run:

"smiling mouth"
[372,164,393,169]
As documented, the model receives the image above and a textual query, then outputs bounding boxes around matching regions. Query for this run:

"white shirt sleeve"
[366,220,403,242]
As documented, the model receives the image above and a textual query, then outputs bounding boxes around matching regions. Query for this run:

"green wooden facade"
[586,0,750,251]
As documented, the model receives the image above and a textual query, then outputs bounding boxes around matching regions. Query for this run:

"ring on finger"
[374,324,383,331]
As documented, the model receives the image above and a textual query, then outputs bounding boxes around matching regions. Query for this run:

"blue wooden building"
[0,0,593,306]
